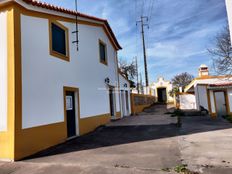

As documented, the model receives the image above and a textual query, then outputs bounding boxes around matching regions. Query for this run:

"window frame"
[49,20,70,61]
[99,39,108,65]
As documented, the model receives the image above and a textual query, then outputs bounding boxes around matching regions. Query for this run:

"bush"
[222,115,232,123]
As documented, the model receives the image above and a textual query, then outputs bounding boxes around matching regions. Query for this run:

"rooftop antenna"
[72,0,79,51]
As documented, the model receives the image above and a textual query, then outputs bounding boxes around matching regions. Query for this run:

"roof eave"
[0,0,122,50]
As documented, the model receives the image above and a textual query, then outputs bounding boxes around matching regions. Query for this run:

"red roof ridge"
[22,0,107,21]
[209,82,232,87]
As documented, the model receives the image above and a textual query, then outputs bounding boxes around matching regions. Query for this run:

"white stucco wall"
[195,85,209,110]
[226,0,232,45]
[21,15,119,129]
[179,94,196,110]
[119,74,131,116]
[0,11,8,131]
[227,88,232,112]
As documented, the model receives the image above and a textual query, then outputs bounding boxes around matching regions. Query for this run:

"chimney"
[198,64,209,77]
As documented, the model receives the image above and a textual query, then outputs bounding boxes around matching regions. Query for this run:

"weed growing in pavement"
[174,164,199,174]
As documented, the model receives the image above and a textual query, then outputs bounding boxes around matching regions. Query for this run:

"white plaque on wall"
[66,96,73,110]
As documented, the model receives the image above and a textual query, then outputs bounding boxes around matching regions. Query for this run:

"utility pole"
[140,73,144,94]
[135,56,139,94]
[136,16,149,87]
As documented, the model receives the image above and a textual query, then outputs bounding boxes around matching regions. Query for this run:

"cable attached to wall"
[72,0,79,51]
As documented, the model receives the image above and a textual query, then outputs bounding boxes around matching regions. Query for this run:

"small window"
[99,40,107,65]
[49,21,69,61]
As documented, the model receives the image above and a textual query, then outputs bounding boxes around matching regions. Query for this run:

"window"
[49,21,69,61]
[99,40,107,65]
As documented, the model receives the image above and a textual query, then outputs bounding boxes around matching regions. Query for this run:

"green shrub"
[222,115,232,123]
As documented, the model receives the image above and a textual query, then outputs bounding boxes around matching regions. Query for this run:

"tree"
[169,72,194,96]
[119,59,137,88]
[208,26,232,75]
[119,59,137,80]
[171,72,194,88]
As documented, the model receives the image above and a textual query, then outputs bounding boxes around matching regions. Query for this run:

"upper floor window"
[49,20,69,61]
[99,40,107,65]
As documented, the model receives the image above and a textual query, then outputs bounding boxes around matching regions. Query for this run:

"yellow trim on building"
[49,20,70,61]
[79,114,111,135]
[130,93,156,115]
[212,90,230,118]
[185,75,232,92]
[15,122,67,160]
[0,3,119,161]
[206,89,212,115]
[115,112,121,119]
[9,1,120,51]
[99,39,108,66]
[0,7,15,160]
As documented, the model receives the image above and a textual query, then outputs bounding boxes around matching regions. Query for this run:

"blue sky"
[43,0,228,83]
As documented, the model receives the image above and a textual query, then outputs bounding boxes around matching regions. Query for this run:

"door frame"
[125,90,130,115]
[213,89,230,116]
[121,90,125,117]
[108,85,116,117]
[63,86,80,139]
[157,87,167,103]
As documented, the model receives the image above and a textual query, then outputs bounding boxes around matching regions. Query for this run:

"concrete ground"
[0,104,232,174]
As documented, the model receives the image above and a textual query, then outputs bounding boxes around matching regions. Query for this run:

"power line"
[141,0,144,16]
[148,0,155,26]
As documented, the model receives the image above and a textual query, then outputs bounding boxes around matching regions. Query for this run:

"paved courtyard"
[0,104,232,174]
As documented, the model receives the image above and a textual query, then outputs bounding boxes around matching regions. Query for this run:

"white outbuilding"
[182,65,232,117]
[150,77,174,103]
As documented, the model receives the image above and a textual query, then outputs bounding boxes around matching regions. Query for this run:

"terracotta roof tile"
[21,0,122,49]
[209,82,232,87]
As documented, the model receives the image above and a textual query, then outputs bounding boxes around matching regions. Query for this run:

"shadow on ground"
[24,104,232,161]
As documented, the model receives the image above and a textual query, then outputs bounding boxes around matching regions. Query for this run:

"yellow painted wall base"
[130,94,156,115]
[116,112,121,119]
[0,7,16,161]
[0,132,14,160]
[79,113,111,135]
[0,3,114,161]
[15,122,67,160]
[132,104,152,115]
[13,113,111,160]
[210,113,217,118]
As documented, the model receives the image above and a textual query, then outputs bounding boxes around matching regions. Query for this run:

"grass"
[161,165,199,174]
[174,164,199,174]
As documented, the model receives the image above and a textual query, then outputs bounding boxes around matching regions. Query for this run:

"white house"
[182,65,232,117]
[226,0,232,43]
[0,0,130,161]
[150,77,174,103]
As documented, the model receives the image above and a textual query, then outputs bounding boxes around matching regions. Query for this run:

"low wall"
[130,94,156,115]
[177,93,196,110]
